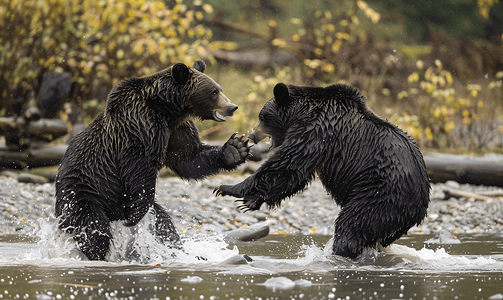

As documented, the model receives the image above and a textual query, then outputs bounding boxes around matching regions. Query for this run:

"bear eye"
[212,90,219,95]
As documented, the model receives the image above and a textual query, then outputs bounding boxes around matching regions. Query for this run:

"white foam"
[180,276,203,283]
[287,238,334,267]
[107,210,239,265]
[386,243,501,271]
[294,278,313,287]
[27,216,86,262]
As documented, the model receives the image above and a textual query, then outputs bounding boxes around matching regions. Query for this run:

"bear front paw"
[236,195,265,212]
[214,184,241,198]
[214,185,265,211]
[222,133,252,166]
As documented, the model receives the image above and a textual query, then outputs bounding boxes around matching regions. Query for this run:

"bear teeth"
[214,111,226,122]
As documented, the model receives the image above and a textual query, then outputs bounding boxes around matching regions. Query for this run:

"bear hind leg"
[380,227,409,248]
[63,202,112,261]
[153,203,182,249]
[332,227,368,259]
[74,225,111,261]
[332,204,381,259]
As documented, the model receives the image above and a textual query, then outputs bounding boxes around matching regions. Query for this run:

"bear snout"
[214,103,238,122]
[249,120,269,144]
[228,104,238,115]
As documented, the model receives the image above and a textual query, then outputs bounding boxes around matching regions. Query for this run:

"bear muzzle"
[212,92,238,122]
[249,120,270,144]
[213,104,238,122]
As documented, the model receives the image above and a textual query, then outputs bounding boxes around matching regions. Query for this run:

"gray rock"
[235,214,258,225]
[223,222,270,243]
[489,294,503,300]
[17,173,49,184]
[1,173,503,237]
[218,254,253,265]
[0,170,19,179]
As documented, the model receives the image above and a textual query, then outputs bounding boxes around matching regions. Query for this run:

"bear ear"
[192,60,206,73]
[172,63,190,84]
[273,83,290,107]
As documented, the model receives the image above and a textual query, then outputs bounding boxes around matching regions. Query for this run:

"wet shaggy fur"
[56,60,250,260]
[215,83,430,259]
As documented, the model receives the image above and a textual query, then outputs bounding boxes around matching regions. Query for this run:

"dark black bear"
[56,60,251,260]
[215,83,430,259]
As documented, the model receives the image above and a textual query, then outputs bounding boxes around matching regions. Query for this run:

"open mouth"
[266,137,276,149]
[213,111,227,122]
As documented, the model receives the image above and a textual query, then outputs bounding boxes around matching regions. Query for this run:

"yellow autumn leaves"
[259,2,378,81]
[394,59,503,147]
[477,0,500,19]
[0,0,213,114]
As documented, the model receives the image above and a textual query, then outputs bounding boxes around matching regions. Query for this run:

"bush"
[395,60,503,148]
[269,1,384,85]
[0,0,214,121]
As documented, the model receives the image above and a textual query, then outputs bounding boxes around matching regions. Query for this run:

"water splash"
[10,210,239,266]
[32,216,85,261]
[247,236,503,273]
[2,211,502,274]
[107,209,239,264]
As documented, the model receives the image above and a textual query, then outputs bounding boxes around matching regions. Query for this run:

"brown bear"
[56,60,251,260]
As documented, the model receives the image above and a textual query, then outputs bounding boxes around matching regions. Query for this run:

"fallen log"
[442,187,493,201]
[424,152,503,187]
[210,49,296,67]
[0,117,69,139]
[2,143,503,188]
[477,189,503,197]
[0,144,67,168]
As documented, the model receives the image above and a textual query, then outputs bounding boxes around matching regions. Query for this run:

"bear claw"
[235,196,265,211]
[213,186,224,197]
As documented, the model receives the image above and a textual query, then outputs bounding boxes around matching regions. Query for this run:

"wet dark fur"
[215,83,430,259]
[55,61,249,260]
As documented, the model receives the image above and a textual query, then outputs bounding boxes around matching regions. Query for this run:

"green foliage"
[202,0,503,150]
[369,0,502,42]
[0,0,214,118]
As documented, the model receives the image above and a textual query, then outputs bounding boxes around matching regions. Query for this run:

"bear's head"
[249,83,293,148]
[172,60,238,122]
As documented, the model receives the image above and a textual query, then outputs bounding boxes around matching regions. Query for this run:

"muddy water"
[0,216,502,300]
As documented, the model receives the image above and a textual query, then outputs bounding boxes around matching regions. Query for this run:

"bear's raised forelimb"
[215,135,321,210]
[165,121,251,180]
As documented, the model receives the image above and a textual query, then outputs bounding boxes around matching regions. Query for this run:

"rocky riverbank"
[1,173,503,237]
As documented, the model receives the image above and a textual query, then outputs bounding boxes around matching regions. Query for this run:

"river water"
[0,214,502,300]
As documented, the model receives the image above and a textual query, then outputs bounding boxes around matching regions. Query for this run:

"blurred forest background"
[1,0,503,154]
